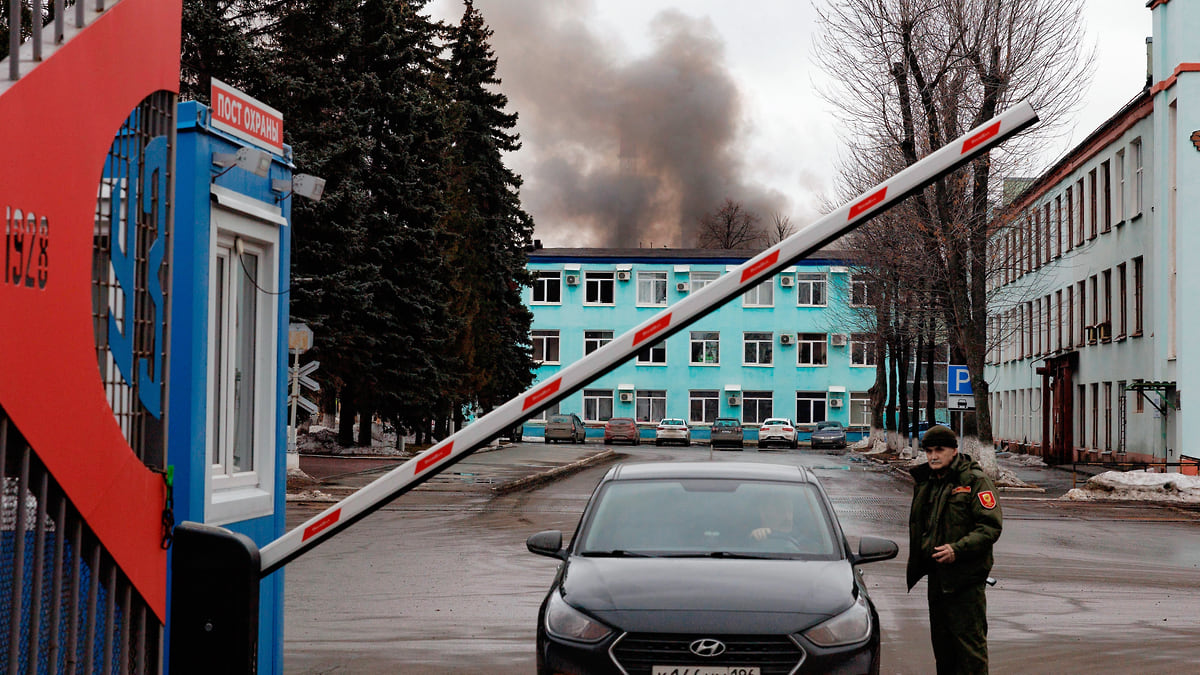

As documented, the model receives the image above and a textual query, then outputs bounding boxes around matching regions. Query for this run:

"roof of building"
[527,246,856,265]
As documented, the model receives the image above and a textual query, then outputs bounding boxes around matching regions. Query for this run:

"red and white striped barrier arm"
[258,99,1038,575]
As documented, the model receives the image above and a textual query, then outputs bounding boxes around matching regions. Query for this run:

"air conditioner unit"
[779,333,795,345]
[727,395,741,406]
[780,275,794,287]
[829,398,844,408]
[619,391,634,403]
[617,270,631,282]
[565,274,579,285]
[1098,321,1112,342]
[830,333,848,347]
[676,281,689,292]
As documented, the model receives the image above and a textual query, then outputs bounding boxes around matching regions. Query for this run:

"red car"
[604,417,641,445]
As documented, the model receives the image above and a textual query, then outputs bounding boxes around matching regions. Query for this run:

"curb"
[491,450,619,495]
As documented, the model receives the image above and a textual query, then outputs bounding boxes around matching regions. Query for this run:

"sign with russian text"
[211,78,284,154]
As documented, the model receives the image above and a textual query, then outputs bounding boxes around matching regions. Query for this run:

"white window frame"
[742,279,774,307]
[637,340,667,365]
[690,331,721,365]
[690,270,720,292]
[636,270,668,306]
[583,389,614,423]
[531,400,560,422]
[850,333,876,366]
[796,272,827,306]
[636,389,667,423]
[850,393,871,427]
[584,330,613,355]
[795,392,827,425]
[532,270,562,304]
[1132,138,1143,216]
[206,207,280,525]
[532,330,560,364]
[689,390,720,425]
[1115,149,1125,223]
[798,333,828,366]
[850,275,871,306]
[742,391,773,424]
[584,271,615,305]
[743,331,774,366]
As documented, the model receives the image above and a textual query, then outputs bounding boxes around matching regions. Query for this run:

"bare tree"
[815,0,1092,456]
[696,199,765,249]
[766,211,796,245]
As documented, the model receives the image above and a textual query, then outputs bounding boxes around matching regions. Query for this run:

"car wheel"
[655,440,662,446]
[791,439,798,449]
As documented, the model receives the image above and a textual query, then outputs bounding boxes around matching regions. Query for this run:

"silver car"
[655,418,691,446]
[758,418,798,449]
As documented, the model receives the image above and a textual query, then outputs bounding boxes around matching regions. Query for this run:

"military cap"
[921,424,958,449]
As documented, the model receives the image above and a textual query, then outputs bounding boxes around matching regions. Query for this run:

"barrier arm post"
[168,100,1038,670]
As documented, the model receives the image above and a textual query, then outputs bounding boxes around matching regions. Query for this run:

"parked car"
[758,417,798,449]
[544,413,586,444]
[654,418,691,446]
[811,420,848,450]
[527,461,897,675]
[604,417,640,445]
[912,420,933,441]
[710,417,744,449]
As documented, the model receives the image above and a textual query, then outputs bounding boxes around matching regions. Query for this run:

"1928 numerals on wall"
[4,207,49,290]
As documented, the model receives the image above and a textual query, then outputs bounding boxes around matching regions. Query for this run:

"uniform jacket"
[907,452,1003,592]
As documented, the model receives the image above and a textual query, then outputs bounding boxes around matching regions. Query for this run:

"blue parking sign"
[948,365,973,396]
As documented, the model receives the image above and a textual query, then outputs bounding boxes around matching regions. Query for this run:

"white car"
[758,417,798,449]
[655,418,691,446]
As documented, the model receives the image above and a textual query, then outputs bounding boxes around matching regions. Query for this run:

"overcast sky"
[429,0,1153,248]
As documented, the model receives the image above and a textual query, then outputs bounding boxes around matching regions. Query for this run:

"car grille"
[611,633,805,675]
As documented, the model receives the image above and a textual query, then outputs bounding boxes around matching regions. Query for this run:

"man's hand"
[751,527,771,541]
[932,544,956,563]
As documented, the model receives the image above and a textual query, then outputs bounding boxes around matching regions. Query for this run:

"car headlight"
[803,593,872,647]
[545,591,612,642]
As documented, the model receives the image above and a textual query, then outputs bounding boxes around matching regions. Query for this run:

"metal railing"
[3,0,114,82]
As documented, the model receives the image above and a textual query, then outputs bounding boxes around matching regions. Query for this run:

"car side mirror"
[851,536,898,564]
[527,530,565,559]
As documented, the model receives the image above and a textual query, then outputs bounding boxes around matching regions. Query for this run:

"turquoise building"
[522,248,880,444]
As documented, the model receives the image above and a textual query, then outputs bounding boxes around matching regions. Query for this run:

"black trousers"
[927,579,989,674]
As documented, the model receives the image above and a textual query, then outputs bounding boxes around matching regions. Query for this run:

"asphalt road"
[282,443,1200,674]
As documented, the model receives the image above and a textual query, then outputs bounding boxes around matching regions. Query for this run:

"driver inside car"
[750,493,796,543]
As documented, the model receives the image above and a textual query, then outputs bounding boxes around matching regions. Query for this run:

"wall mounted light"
[212,146,272,179]
[271,173,326,202]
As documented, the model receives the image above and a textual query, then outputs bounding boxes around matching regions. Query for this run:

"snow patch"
[1063,470,1200,503]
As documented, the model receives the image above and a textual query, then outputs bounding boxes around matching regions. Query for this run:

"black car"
[810,420,847,450]
[527,461,897,675]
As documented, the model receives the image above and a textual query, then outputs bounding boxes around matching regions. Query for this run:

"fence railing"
[3,0,116,83]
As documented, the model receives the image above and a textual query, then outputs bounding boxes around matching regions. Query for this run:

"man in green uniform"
[907,425,1003,674]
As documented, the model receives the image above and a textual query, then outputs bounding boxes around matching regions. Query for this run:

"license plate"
[657,662,758,667]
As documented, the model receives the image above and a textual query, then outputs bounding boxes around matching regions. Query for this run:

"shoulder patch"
[978,491,997,509]
[952,486,973,495]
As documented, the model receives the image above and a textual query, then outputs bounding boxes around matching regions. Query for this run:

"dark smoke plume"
[467,0,789,248]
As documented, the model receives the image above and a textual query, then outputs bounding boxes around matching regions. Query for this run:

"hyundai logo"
[689,638,726,657]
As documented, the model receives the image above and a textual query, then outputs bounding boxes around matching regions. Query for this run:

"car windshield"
[577,479,839,560]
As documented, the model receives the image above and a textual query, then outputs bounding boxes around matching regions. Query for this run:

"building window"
[532,330,560,364]
[1103,382,1113,451]
[1100,160,1111,233]
[690,331,720,365]
[1045,295,1052,353]
[1116,149,1126,223]
[1091,383,1099,449]
[1032,210,1041,268]
[1055,195,1063,258]
[531,400,560,422]
[1088,169,1098,239]
[584,271,615,305]
[690,270,720,292]
[208,226,279,522]
[584,330,613,355]
[583,389,614,422]
[689,390,720,424]
[1133,256,1143,335]
[796,272,827,306]
[636,389,667,423]
[1102,269,1112,338]
[1056,290,1063,351]
[637,270,668,306]
[850,393,871,427]
[637,341,666,365]
[1134,379,1145,413]
[850,333,875,366]
[850,276,871,306]
[742,391,773,424]
[1118,264,1127,338]
[743,331,774,366]
[1075,178,1085,244]
[1077,383,1087,448]
[1132,138,1143,215]
[1043,203,1052,264]
[743,280,774,307]
[533,270,562,304]
[1077,281,1087,347]
[795,392,827,425]
[1026,302,1033,357]
[1090,275,1098,330]
[1066,285,1074,347]
[798,333,827,366]
[1065,185,1074,249]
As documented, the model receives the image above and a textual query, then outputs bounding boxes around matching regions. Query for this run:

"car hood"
[560,557,855,634]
